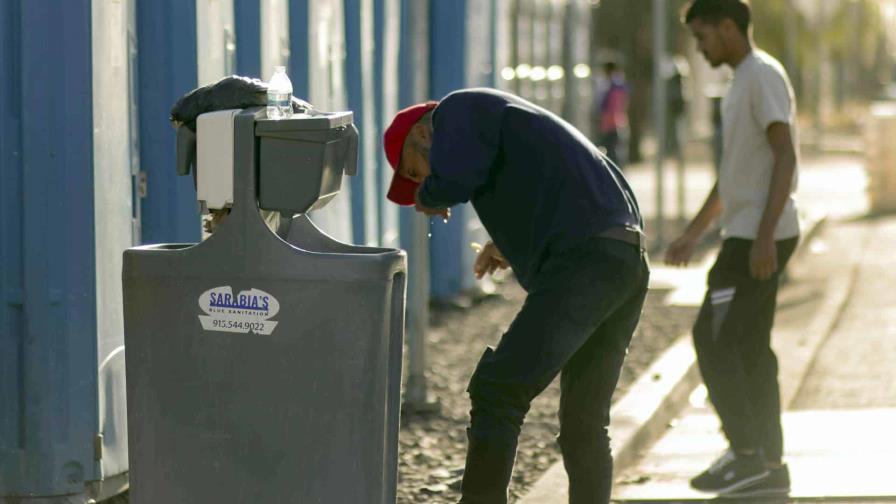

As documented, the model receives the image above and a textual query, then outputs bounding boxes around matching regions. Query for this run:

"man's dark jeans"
[459,236,650,504]
[693,237,798,464]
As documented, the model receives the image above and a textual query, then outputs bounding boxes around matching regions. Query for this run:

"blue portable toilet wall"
[374,0,401,249]
[345,0,379,247]
[234,0,262,78]
[136,0,200,244]
[428,0,495,299]
[289,0,354,243]
[1,0,133,499]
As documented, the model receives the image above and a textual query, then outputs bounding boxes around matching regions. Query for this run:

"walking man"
[666,0,801,497]
[383,88,649,503]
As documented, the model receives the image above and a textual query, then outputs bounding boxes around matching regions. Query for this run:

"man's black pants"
[459,237,649,504]
[693,237,798,464]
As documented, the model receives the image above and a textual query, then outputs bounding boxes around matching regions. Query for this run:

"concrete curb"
[518,214,830,504]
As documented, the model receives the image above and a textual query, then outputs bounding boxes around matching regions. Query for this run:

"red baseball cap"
[383,101,438,205]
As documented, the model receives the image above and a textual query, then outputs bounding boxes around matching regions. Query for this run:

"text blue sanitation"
[198,287,280,335]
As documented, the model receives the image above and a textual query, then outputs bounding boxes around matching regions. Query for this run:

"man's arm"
[418,94,502,208]
[664,183,721,266]
[750,122,797,279]
[684,183,722,239]
[414,184,450,219]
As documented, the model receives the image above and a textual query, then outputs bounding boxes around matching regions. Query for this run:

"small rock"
[430,467,451,479]
[420,483,449,494]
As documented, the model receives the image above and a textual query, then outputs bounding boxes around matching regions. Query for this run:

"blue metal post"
[428,0,468,299]
[345,0,378,246]
[1,0,99,497]
[137,0,200,244]
[235,0,262,78]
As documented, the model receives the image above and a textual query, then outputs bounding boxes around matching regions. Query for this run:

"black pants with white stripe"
[693,237,798,464]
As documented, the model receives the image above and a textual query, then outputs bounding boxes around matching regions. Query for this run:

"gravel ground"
[396,274,700,504]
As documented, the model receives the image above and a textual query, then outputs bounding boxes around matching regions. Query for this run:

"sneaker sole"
[704,470,771,496]
[724,485,791,498]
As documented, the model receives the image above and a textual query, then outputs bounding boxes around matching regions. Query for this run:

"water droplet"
[427,233,432,238]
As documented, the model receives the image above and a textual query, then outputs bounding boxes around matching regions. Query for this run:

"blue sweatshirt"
[418,88,642,291]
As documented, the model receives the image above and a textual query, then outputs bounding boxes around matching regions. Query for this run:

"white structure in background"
[866,102,896,212]
[261,0,290,78]
[196,0,236,86]
[378,0,401,249]
[305,0,353,243]
[91,0,134,486]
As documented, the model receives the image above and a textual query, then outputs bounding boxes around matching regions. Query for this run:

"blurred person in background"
[592,59,630,169]
[666,0,801,498]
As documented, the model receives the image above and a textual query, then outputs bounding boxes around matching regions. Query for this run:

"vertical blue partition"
[0,12,25,493]
[346,0,379,246]
[428,0,495,299]
[428,0,468,299]
[235,0,262,78]
[1,0,99,499]
[137,0,200,244]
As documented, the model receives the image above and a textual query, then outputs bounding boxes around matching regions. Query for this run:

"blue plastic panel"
[1,0,100,497]
[235,0,262,77]
[345,0,380,246]
[137,0,201,244]
[428,0,471,299]
[0,0,25,491]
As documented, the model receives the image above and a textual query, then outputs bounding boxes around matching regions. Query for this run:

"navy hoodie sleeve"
[418,94,503,208]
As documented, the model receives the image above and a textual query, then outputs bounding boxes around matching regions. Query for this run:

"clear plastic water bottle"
[266,66,293,120]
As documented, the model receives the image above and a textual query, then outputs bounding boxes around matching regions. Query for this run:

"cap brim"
[387,173,419,206]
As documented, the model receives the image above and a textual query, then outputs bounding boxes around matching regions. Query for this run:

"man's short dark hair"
[683,0,751,34]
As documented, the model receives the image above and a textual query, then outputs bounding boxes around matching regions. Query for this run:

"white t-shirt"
[719,49,800,240]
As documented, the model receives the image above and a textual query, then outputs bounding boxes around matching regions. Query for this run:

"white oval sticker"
[197,286,280,335]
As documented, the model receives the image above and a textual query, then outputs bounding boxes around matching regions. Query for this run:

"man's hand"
[749,237,777,280]
[665,233,699,267]
[414,185,451,219]
[473,242,510,279]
